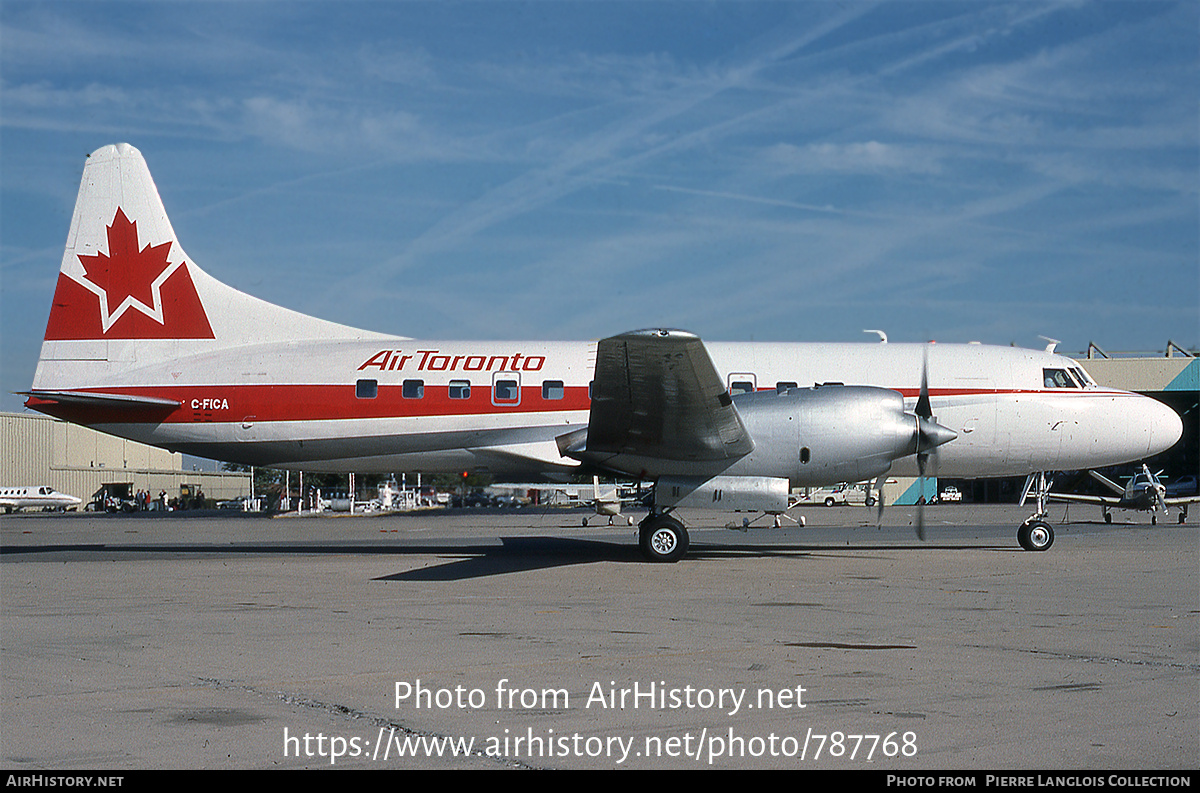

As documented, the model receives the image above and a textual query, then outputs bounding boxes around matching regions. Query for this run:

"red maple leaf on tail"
[43,208,215,340]
[78,208,172,313]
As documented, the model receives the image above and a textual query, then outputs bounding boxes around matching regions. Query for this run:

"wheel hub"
[650,528,677,554]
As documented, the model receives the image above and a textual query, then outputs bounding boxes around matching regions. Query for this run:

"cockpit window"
[1071,367,1095,387]
[1043,369,1078,388]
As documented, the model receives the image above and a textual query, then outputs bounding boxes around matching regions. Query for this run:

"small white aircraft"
[22,144,1185,560]
[1,486,82,513]
[579,477,637,527]
[1048,464,1199,525]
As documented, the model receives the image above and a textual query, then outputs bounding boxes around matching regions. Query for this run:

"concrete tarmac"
[2,504,1196,769]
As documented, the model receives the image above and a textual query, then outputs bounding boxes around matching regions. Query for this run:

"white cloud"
[763,141,943,175]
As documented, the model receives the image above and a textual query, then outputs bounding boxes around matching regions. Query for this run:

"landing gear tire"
[1017,520,1054,552]
[639,516,689,563]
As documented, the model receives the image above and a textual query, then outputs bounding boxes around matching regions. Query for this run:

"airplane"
[580,476,636,527]
[21,143,1185,560]
[1,486,83,513]
[1047,464,1199,525]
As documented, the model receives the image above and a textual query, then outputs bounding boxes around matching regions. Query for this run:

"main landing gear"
[1017,471,1055,552]
[638,511,689,563]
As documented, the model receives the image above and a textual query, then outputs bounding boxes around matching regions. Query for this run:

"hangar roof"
[1074,354,1198,393]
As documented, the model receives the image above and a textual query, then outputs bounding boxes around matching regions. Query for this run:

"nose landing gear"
[1017,472,1056,552]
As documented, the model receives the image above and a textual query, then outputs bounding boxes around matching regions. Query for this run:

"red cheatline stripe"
[27,383,1136,427]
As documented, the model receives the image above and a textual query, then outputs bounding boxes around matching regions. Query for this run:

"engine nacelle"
[730,384,924,486]
[656,474,790,513]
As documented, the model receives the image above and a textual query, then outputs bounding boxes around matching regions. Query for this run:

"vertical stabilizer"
[31,143,399,395]
[44,143,214,341]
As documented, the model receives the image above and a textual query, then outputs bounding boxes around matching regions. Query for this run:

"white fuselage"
[32,337,1181,482]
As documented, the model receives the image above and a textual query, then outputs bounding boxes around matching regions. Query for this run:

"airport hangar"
[2,344,1195,509]
[1,411,249,509]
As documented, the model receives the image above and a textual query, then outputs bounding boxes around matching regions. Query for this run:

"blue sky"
[2,1,1197,413]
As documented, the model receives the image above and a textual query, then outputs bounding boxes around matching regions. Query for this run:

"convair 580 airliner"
[23,144,1183,560]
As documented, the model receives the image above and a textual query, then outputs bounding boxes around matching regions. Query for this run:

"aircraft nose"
[1144,396,1183,456]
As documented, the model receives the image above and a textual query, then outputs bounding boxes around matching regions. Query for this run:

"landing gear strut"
[1017,471,1056,552]
[638,512,689,563]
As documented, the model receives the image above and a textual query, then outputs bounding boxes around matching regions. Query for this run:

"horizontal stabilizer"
[20,390,181,409]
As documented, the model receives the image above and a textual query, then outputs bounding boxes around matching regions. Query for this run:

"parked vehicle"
[88,483,139,513]
[1165,475,1197,498]
[799,484,875,507]
[451,490,495,508]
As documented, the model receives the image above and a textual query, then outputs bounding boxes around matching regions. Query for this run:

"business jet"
[1,486,83,513]
[22,144,1184,560]
[1048,464,1198,525]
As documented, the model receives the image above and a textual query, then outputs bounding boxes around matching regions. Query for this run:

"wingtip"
[620,328,700,341]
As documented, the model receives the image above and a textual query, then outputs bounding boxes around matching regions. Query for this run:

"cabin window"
[542,380,565,400]
[800,447,811,464]
[402,379,425,399]
[356,379,378,399]
[728,373,756,395]
[449,380,471,399]
[493,375,520,406]
[1042,369,1077,388]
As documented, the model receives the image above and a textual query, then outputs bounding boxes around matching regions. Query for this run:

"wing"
[1087,470,1127,496]
[561,329,752,476]
[1047,492,1120,506]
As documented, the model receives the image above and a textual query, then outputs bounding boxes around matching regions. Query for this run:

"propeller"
[873,345,957,537]
[912,345,957,540]
[1145,464,1168,514]
[874,472,886,525]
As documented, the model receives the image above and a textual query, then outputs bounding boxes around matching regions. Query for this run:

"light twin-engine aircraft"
[22,144,1185,560]
[1,486,82,514]
[1047,465,1198,525]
